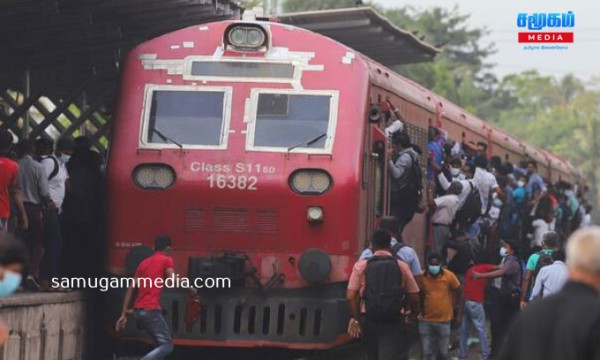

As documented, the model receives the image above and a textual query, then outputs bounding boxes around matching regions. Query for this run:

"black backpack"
[364,255,405,322]
[533,251,554,277]
[571,205,583,232]
[40,155,60,180]
[454,182,482,227]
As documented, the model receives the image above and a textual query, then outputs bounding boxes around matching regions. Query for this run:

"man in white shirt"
[530,217,552,249]
[467,156,500,244]
[429,182,463,254]
[36,138,68,289]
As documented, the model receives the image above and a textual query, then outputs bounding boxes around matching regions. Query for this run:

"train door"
[365,126,388,236]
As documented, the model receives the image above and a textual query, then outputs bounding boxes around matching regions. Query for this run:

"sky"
[370,0,600,81]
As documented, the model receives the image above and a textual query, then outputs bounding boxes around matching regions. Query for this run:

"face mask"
[494,199,503,207]
[0,270,22,297]
[450,168,461,177]
[517,180,525,188]
[499,247,509,258]
[428,265,441,276]
[59,154,71,165]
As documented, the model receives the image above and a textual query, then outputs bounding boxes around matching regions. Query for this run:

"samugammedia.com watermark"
[51,275,232,292]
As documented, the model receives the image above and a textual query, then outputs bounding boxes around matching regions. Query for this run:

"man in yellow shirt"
[419,252,464,360]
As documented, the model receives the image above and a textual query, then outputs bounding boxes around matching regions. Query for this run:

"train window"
[190,61,295,80]
[249,91,338,152]
[144,88,229,148]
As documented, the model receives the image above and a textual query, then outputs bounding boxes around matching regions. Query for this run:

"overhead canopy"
[0,0,241,148]
[278,7,439,66]
[0,0,242,100]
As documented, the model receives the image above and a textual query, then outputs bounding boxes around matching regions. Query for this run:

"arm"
[529,270,543,302]
[116,285,136,331]
[165,267,197,294]
[520,270,534,306]
[473,267,505,279]
[408,292,421,320]
[9,184,27,230]
[454,286,464,325]
[346,289,361,338]
[37,168,54,209]
[446,248,458,264]
[530,190,547,205]
[388,153,411,180]
[437,172,451,191]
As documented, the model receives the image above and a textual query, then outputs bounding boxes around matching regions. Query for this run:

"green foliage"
[280,0,599,215]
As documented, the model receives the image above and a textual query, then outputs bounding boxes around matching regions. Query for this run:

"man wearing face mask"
[473,240,522,356]
[55,137,74,166]
[0,235,27,346]
[419,253,463,360]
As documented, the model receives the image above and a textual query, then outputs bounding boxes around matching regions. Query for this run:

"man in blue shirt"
[525,161,547,206]
[530,249,568,300]
[360,216,423,287]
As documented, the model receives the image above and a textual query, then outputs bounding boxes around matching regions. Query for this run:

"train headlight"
[307,206,324,223]
[247,28,265,46]
[289,170,332,195]
[228,28,248,45]
[133,164,176,190]
[224,24,269,52]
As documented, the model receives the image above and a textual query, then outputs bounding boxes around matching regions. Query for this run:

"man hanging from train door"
[388,132,422,234]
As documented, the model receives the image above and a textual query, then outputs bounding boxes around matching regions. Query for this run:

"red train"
[105,11,583,350]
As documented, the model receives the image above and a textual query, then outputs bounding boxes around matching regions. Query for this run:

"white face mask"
[517,180,525,188]
[450,168,461,177]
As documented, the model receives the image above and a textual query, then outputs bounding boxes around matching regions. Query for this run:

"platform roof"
[0,0,241,98]
[278,7,439,67]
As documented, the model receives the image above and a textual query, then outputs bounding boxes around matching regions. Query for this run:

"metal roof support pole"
[23,69,30,139]
[81,91,87,137]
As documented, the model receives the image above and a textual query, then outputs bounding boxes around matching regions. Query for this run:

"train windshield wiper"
[152,128,183,149]
[287,132,327,152]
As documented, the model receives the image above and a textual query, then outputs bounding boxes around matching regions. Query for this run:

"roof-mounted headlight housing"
[224,23,269,52]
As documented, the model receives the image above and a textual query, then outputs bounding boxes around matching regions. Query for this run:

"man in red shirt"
[0,130,27,233]
[459,262,496,360]
[116,235,185,359]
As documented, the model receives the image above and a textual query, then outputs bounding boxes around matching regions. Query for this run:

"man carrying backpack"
[419,252,464,360]
[520,231,559,309]
[529,248,568,300]
[388,132,422,233]
[347,229,420,360]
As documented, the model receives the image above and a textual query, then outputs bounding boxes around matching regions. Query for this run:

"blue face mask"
[0,270,22,297]
[428,265,441,276]
[499,247,509,258]
[59,154,71,165]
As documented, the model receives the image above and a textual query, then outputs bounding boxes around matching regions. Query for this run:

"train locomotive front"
[105,16,378,349]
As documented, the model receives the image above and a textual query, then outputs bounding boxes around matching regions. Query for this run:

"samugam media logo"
[517,11,574,43]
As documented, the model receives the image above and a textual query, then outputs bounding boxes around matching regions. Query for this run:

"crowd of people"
[0,129,104,292]
[348,120,596,359]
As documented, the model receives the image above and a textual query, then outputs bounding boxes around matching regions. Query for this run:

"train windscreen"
[253,93,333,149]
[146,90,226,146]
